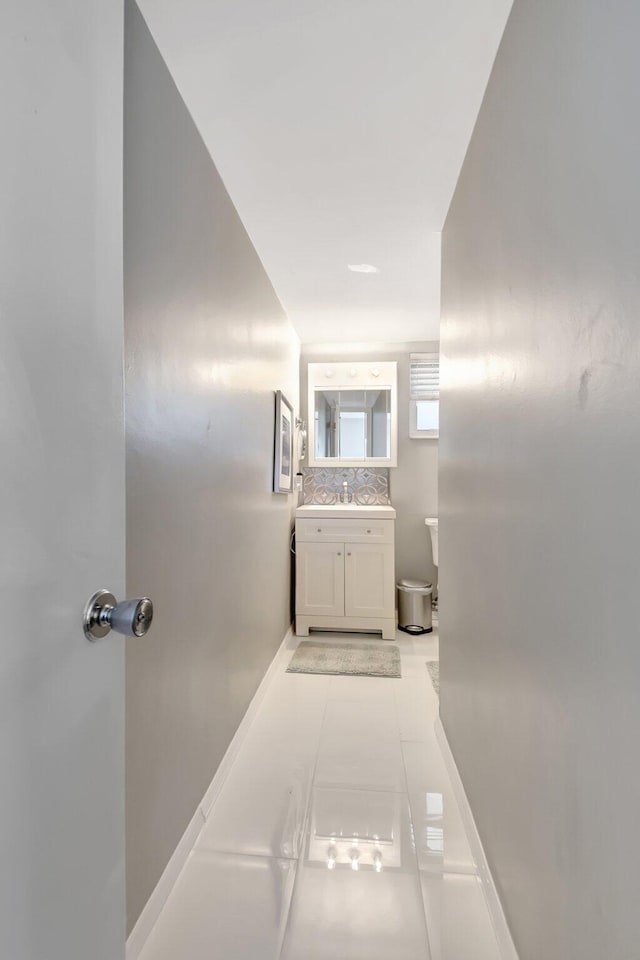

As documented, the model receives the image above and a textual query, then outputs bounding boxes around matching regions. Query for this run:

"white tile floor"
[139,625,503,960]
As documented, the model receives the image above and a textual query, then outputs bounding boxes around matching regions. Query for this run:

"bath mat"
[287,641,401,678]
[426,660,439,694]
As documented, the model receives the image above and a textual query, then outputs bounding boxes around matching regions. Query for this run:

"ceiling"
[137,0,512,344]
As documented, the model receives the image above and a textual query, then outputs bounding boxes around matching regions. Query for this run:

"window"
[409,352,439,439]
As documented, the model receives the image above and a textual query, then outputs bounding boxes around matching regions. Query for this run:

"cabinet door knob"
[337,552,342,556]
[347,552,352,557]
[366,529,372,534]
[317,528,322,532]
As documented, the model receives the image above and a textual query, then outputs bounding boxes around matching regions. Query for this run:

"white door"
[345,542,396,618]
[296,542,345,617]
[1,3,126,959]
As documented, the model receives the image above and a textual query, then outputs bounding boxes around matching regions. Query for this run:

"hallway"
[136,627,502,960]
[6,0,640,956]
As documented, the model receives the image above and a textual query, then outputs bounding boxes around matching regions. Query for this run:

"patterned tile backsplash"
[302,468,390,505]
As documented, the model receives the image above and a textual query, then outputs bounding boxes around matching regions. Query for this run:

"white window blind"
[410,353,439,400]
[409,352,439,438]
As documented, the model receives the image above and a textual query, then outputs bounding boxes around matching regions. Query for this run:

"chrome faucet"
[341,479,353,503]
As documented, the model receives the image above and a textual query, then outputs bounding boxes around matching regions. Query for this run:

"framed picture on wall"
[274,391,294,494]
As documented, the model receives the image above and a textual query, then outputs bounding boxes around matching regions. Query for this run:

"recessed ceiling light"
[347,263,379,274]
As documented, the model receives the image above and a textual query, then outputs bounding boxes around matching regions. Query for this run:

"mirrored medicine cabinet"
[307,361,398,467]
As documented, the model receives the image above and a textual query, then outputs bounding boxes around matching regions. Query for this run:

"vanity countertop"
[295,504,396,520]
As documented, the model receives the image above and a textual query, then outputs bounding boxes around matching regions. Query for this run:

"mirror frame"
[307,361,398,467]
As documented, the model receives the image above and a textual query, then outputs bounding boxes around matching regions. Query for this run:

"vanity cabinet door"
[345,542,395,619]
[296,541,345,617]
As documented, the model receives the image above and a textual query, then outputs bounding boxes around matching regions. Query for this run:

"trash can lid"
[397,578,432,591]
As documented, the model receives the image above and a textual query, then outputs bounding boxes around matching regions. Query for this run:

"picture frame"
[273,390,294,494]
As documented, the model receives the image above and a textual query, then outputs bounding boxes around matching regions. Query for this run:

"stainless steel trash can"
[397,578,433,635]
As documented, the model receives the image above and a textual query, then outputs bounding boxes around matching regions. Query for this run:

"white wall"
[440,2,640,958]
[124,1,299,930]
[301,342,438,586]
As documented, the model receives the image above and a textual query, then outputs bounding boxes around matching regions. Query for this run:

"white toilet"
[425,517,438,568]
[425,517,438,610]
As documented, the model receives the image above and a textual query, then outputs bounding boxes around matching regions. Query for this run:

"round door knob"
[111,598,154,638]
[347,552,352,556]
[367,529,372,534]
[337,552,342,556]
[317,528,322,532]
[84,590,154,641]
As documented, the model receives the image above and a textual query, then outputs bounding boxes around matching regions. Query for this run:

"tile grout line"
[192,847,300,864]
[278,646,413,958]
[399,685,435,960]
[276,658,333,960]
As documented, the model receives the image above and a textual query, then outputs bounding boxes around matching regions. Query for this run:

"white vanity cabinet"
[295,506,396,640]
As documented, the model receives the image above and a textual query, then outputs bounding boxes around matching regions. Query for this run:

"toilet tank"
[425,517,438,567]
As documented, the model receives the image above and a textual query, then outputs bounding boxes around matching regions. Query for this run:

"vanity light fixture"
[325,369,334,378]
[347,263,379,274]
[371,368,380,378]
[349,368,357,378]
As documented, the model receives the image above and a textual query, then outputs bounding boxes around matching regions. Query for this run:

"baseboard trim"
[199,626,297,818]
[295,615,396,641]
[126,626,296,960]
[435,717,519,960]
[125,804,205,960]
